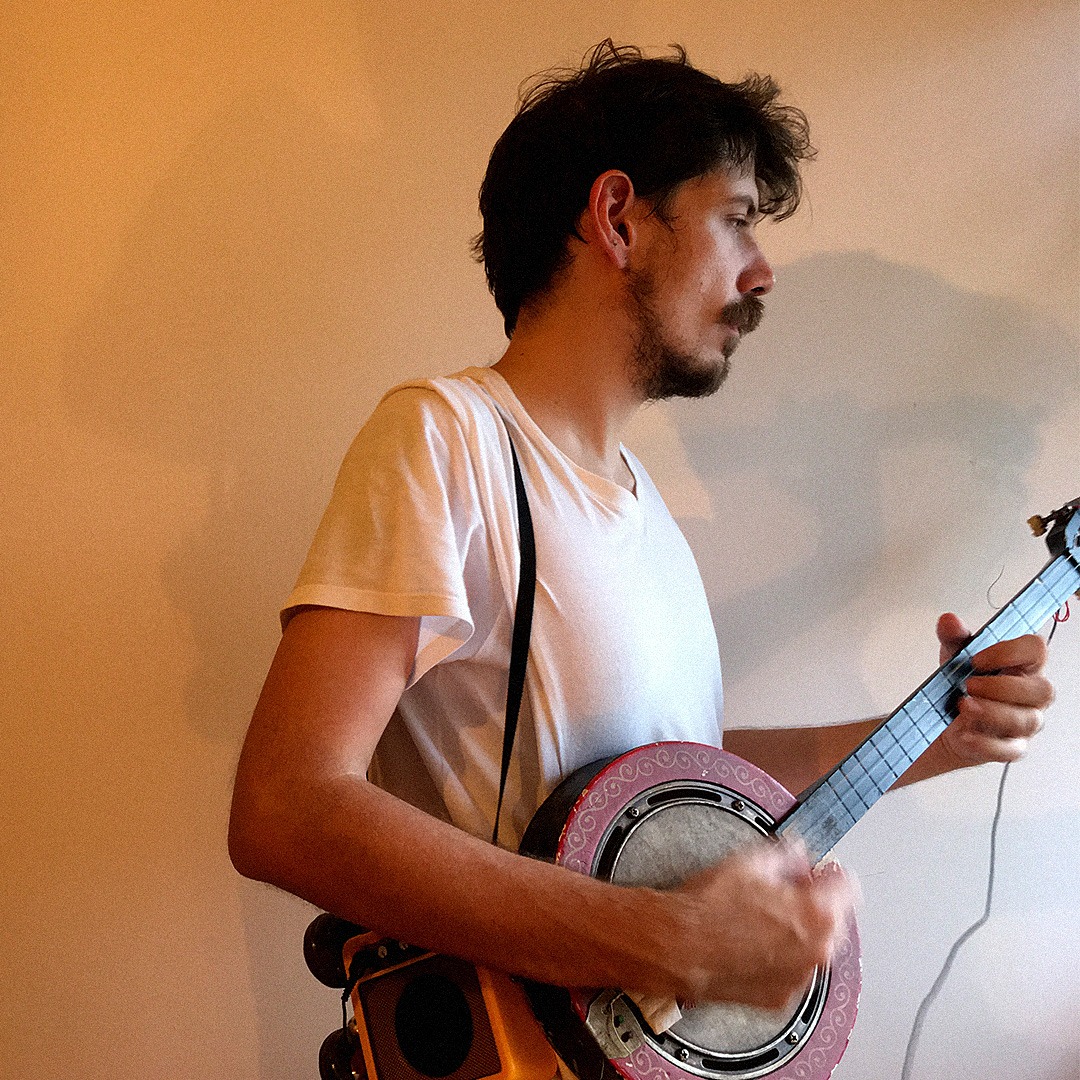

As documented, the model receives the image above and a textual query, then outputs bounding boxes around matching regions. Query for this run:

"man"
[228,42,1052,1014]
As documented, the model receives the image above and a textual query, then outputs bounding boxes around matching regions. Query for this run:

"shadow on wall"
[61,82,396,747]
[656,251,1078,716]
[59,83,395,1078]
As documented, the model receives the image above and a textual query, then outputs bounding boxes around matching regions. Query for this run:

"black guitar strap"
[491,430,536,847]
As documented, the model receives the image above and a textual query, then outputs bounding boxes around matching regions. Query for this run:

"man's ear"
[583,170,638,269]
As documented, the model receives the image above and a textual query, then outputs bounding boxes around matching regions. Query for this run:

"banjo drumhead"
[603,790,826,1066]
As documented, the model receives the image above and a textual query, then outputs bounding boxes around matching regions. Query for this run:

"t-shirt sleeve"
[282,385,485,685]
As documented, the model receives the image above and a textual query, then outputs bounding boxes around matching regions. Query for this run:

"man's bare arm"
[724,613,1053,797]
[228,607,853,1010]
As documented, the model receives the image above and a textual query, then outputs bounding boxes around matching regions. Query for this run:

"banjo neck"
[779,501,1080,863]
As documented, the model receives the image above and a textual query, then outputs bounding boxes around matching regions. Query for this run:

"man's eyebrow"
[728,195,762,219]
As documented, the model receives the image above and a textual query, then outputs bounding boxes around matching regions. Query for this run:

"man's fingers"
[960,696,1045,737]
[946,727,1031,763]
[737,836,812,883]
[679,840,859,1009]
[770,838,814,880]
[965,672,1054,709]
[971,632,1048,674]
[802,862,857,937]
[813,859,862,909]
[938,617,1051,680]
[936,612,971,663]
[752,844,858,942]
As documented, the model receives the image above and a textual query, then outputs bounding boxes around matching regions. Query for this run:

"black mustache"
[722,295,765,336]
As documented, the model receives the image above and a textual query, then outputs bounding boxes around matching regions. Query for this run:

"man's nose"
[738,247,774,296]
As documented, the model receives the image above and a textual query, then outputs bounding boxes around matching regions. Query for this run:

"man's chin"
[688,355,731,398]
[644,352,730,401]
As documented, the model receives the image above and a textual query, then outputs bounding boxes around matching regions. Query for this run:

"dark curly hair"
[473,40,814,337]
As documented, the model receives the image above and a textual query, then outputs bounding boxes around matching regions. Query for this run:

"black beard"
[626,271,764,402]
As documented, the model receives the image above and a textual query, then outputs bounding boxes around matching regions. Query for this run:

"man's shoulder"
[372,367,502,432]
[344,367,509,479]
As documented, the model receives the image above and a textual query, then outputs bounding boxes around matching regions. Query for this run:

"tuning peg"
[1028,515,1048,537]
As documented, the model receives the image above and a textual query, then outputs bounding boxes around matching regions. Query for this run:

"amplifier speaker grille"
[357,953,503,1080]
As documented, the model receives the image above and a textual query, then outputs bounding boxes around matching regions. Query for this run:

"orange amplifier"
[306,914,558,1080]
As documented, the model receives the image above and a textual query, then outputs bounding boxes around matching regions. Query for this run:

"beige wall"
[4,2,1077,1078]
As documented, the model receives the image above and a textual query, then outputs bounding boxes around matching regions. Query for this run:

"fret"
[1048,561,1080,605]
[959,560,1077,667]
[795,820,830,862]
[886,730,929,772]
[863,738,900,785]
[830,771,869,815]
[1025,573,1063,622]
[923,671,962,714]
[972,560,1077,649]
[908,692,938,740]
[890,709,921,754]
[809,818,847,857]
[1014,576,1057,624]
[851,751,885,803]
[1014,583,1044,623]
[852,744,892,795]
[1040,562,1073,606]
[877,731,908,776]
[841,760,876,809]
[1019,590,1052,627]
[881,708,922,768]
[926,684,954,722]
[821,787,859,830]
[1010,607,1039,635]
[788,801,850,854]
[970,610,1015,649]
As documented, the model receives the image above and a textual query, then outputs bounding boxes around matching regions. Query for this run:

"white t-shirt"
[284,367,724,847]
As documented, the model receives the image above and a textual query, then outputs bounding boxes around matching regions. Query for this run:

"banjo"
[308,499,1078,1080]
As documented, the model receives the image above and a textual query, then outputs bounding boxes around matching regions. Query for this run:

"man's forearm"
[725,621,1052,797]
[723,721,965,798]
[228,607,698,999]
[229,768,853,1010]
[230,771,695,998]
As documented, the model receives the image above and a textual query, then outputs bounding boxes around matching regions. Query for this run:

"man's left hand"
[934,612,1054,767]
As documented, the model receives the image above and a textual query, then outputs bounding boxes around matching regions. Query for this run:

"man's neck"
[492,294,643,491]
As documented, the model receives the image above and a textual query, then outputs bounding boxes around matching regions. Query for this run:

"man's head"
[473,40,813,340]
